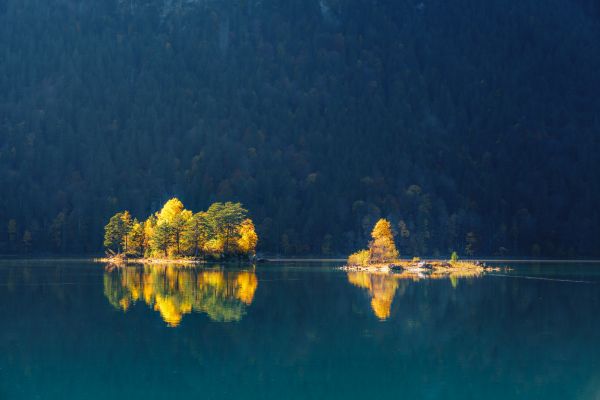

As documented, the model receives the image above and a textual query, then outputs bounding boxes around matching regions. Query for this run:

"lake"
[1,260,599,399]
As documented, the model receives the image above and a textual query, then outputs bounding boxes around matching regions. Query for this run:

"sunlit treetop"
[103,198,258,259]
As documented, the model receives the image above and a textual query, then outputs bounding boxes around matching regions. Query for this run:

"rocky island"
[342,219,499,278]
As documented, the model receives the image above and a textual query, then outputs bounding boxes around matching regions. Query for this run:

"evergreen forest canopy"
[1,0,600,257]
[104,198,258,259]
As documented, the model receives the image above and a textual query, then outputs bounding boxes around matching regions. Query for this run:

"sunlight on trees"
[103,198,258,260]
[346,268,480,319]
[237,219,258,257]
[370,219,399,263]
[347,219,399,266]
[347,249,370,267]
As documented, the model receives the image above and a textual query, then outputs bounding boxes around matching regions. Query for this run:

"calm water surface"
[1,260,600,399]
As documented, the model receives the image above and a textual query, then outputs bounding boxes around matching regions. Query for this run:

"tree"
[104,212,128,253]
[369,219,399,263]
[143,217,156,257]
[128,219,145,256]
[171,210,192,255]
[102,200,253,259]
[121,211,133,253]
[157,198,185,223]
[451,251,459,262]
[151,222,172,257]
[156,198,191,255]
[207,202,247,255]
[3,0,600,258]
[182,212,212,257]
[237,218,258,257]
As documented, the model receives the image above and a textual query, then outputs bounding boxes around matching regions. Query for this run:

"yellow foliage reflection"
[104,265,258,326]
[348,272,405,320]
[347,270,482,320]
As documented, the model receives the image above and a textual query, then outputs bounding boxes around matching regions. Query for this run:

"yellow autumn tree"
[121,211,133,252]
[128,219,145,256]
[204,238,225,257]
[156,198,192,255]
[369,219,399,263]
[143,217,156,256]
[237,219,258,256]
[156,198,184,222]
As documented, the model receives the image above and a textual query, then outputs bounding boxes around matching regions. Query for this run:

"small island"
[99,198,258,265]
[343,218,497,277]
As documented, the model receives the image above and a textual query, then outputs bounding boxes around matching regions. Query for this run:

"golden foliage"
[156,198,185,224]
[369,218,399,263]
[371,219,394,241]
[346,219,399,267]
[106,198,259,259]
[237,219,258,255]
[347,249,370,266]
[204,238,224,256]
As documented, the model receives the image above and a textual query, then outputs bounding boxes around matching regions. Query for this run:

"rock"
[418,261,433,269]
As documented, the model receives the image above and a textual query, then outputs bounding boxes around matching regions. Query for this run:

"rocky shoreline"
[341,260,502,277]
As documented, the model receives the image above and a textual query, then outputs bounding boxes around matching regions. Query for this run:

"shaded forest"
[1,0,600,257]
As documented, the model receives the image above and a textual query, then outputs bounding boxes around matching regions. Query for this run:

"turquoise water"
[1,260,600,399]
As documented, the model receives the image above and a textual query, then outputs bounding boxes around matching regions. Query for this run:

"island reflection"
[347,270,483,320]
[103,264,258,326]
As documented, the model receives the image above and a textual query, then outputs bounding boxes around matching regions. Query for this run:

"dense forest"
[1,0,600,257]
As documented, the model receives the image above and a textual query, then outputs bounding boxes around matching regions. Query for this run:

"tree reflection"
[104,264,258,326]
[347,270,482,320]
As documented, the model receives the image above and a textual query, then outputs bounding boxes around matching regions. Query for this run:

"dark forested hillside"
[1,0,599,257]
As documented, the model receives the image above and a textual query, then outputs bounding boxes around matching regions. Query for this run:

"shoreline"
[341,260,503,276]
[95,257,207,266]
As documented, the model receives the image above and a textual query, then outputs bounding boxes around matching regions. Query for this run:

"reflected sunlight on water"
[347,270,483,320]
[103,264,258,326]
[3,260,600,400]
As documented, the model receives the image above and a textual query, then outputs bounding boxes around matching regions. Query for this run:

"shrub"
[451,251,459,262]
[348,250,371,266]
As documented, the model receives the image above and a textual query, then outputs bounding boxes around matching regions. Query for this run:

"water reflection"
[347,270,482,320]
[103,264,258,326]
